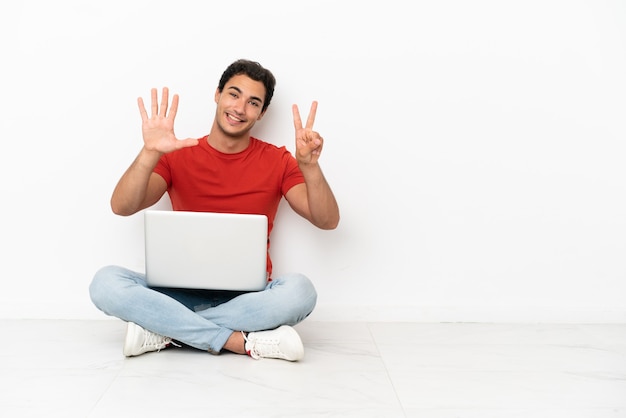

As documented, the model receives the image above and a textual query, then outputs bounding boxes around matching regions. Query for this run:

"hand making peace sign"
[292,101,324,165]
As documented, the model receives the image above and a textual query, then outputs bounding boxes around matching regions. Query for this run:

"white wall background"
[1,0,625,322]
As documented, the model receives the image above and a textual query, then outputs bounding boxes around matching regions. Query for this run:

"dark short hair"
[218,59,276,113]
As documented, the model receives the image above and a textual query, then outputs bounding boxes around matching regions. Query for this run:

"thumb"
[174,137,200,150]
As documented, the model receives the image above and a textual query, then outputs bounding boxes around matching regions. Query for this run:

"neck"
[207,124,251,154]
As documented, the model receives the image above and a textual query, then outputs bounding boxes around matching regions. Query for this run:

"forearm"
[299,162,340,230]
[110,147,162,216]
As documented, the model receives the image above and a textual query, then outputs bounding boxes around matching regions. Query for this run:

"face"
[214,74,267,138]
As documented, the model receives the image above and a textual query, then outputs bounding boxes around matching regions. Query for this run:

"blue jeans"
[89,265,317,353]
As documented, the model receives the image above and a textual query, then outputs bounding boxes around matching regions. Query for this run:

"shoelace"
[243,331,281,358]
[142,329,180,352]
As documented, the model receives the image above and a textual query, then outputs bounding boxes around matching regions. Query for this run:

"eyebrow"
[226,86,263,105]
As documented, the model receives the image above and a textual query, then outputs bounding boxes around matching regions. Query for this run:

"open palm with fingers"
[137,87,198,154]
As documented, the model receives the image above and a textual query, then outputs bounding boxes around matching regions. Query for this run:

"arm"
[285,102,340,230]
[110,87,199,216]
[110,150,167,216]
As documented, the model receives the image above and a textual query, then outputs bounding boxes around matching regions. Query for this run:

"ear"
[214,88,221,103]
[257,109,266,121]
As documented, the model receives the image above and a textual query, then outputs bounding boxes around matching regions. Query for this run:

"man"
[89,59,339,361]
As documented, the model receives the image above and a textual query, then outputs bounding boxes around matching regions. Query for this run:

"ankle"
[222,331,247,355]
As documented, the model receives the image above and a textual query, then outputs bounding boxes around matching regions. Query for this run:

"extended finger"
[137,97,149,122]
[159,87,169,117]
[150,88,158,117]
[305,101,318,130]
[292,104,302,130]
[168,94,179,120]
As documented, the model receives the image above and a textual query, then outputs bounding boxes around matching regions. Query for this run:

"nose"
[232,97,246,115]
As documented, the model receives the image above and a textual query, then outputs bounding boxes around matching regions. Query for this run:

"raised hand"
[292,101,323,165]
[137,87,199,154]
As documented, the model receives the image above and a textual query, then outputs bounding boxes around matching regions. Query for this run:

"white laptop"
[144,210,269,291]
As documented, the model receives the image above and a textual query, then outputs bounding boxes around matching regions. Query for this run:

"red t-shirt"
[153,136,305,277]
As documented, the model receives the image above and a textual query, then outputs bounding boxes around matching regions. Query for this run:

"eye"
[250,101,260,107]
[229,92,238,99]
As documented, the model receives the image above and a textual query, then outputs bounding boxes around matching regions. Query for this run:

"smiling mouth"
[226,112,244,123]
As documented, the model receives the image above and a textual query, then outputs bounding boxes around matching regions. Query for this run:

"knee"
[273,273,318,320]
[295,273,318,309]
[90,265,115,297]
[89,265,134,310]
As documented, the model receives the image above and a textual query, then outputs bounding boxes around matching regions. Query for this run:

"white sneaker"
[123,322,175,357]
[244,325,304,361]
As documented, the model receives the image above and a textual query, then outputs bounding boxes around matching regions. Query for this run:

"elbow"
[110,205,130,217]
[112,208,132,217]
[110,198,135,217]
[318,213,340,230]
[326,217,340,230]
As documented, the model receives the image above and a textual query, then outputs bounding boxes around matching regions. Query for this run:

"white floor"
[1,320,625,417]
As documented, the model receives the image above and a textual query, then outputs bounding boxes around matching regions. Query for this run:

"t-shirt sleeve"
[281,149,305,196]
[153,154,172,186]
